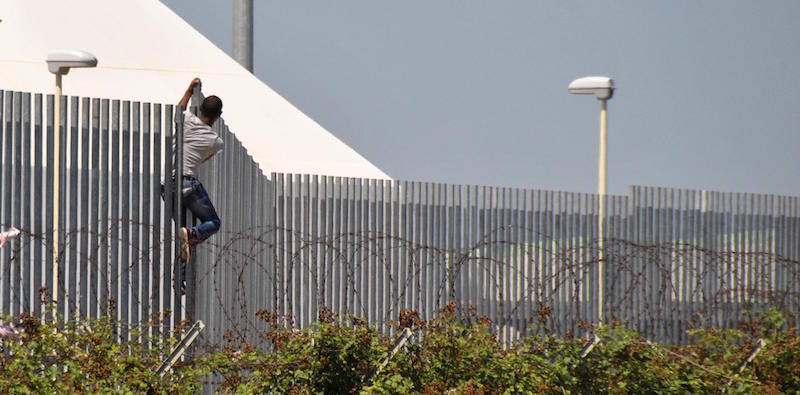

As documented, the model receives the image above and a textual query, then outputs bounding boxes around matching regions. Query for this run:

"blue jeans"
[180,177,221,242]
[162,176,221,243]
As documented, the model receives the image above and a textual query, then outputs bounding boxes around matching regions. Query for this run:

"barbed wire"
[1,221,798,349]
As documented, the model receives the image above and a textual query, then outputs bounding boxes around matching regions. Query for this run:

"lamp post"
[568,76,614,324]
[45,50,97,316]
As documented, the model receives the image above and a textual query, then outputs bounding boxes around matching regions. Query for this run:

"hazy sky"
[161,1,799,196]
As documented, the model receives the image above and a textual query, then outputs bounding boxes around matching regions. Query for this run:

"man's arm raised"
[178,78,201,111]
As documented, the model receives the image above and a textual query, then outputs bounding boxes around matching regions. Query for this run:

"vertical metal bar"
[547,190,556,332]
[627,187,636,332]
[398,181,406,313]
[172,106,184,331]
[353,177,362,317]
[392,180,400,314]
[66,96,79,317]
[517,188,526,339]
[223,131,237,335]
[647,188,657,338]
[669,189,678,339]
[211,127,223,336]
[640,187,649,334]
[353,175,361,319]
[529,189,538,331]
[497,187,507,341]
[89,99,100,319]
[510,188,520,342]
[474,185,484,319]
[320,175,329,313]
[655,187,663,340]
[141,103,152,335]
[521,188,532,337]
[439,184,447,313]
[431,183,440,316]
[731,193,744,332]
[370,179,378,325]
[450,184,460,313]
[362,178,370,320]
[99,100,110,316]
[251,160,261,343]
[470,183,477,319]
[453,184,462,314]
[419,182,427,316]
[131,102,141,329]
[394,180,402,323]
[430,183,438,318]
[261,171,271,341]
[412,181,419,312]
[34,94,44,317]
[579,193,589,327]
[277,173,286,318]
[583,194,592,328]
[791,196,798,320]
[745,193,754,308]
[45,94,55,317]
[624,193,633,335]
[162,105,174,330]
[554,191,563,333]
[79,97,90,318]
[311,174,320,326]
[0,90,5,316]
[674,189,685,342]
[381,179,389,326]
[764,194,772,305]
[2,92,15,315]
[302,174,310,326]
[402,180,411,311]
[275,171,283,321]
[238,142,248,332]
[151,104,162,335]
[120,101,131,336]
[428,182,436,319]
[110,100,121,326]
[285,173,293,319]
[289,173,298,321]
[694,189,704,328]
[722,192,732,329]
[12,93,26,314]
[346,177,355,315]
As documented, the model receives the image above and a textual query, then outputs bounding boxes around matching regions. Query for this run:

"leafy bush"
[2,305,798,394]
[0,311,208,394]
[203,309,387,394]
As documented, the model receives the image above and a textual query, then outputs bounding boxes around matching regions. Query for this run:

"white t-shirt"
[179,110,224,176]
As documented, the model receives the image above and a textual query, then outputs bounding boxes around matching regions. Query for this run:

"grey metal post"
[233,0,254,72]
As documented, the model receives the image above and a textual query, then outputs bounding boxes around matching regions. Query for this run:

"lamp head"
[568,76,614,100]
[46,50,98,74]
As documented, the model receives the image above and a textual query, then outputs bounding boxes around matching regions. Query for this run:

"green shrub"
[0,311,207,394]
[2,306,798,394]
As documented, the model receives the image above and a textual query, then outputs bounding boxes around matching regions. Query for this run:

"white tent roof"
[0,0,389,179]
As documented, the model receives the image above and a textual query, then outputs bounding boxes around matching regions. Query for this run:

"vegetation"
[1,306,798,394]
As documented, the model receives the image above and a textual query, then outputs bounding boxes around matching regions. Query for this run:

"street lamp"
[568,75,614,324]
[46,50,98,315]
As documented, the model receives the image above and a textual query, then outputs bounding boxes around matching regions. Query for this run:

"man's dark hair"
[200,95,223,118]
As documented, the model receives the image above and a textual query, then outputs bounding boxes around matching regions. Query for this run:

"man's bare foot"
[179,227,191,262]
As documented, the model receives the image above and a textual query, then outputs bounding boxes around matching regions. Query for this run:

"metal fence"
[267,176,800,344]
[0,89,273,350]
[1,88,799,347]
[0,89,186,337]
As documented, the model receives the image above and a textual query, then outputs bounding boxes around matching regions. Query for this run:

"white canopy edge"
[0,0,390,180]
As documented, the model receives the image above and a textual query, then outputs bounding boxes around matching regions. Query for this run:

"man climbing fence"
[167,78,224,263]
